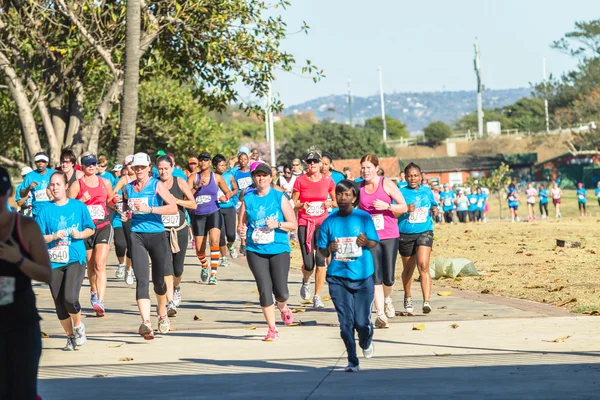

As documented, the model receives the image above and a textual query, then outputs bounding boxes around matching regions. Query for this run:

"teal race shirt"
[35,199,95,269]
[398,185,438,234]
[439,190,456,212]
[317,209,379,281]
[577,188,587,203]
[539,189,549,204]
[244,188,291,255]
[124,178,164,233]
[22,169,56,215]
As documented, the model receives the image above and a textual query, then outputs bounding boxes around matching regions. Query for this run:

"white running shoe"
[173,286,182,307]
[158,315,171,334]
[362,343,374,359]
[74,323,87,346]
[384,297,395,319]
[404,296,414,313]
[313,295,325,309]
[219,257,229,268]
[374,312,388,329]
[300,282,312,301]
[422,301,432,314]
[90,291,98,308]
[125,268,135,286]
[115,264,125,279]
[344,363,360,372]
[228,244,238,259]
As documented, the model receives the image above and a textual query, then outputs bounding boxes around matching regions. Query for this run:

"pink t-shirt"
[293,174,335,227]
[526,188,537,204]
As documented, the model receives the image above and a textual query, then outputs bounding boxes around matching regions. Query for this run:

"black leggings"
[0,322,42,400]
[122,219,132,259]
[579,202,587,213]
[298,225,325,272]
[113,227,127,259]
[49,262,86,320]
[246,251,290,307]
[539,202,548,216]
[457,211,468,223]
[165,227,189,278]
[130,232,168,300]
[219,207,237,246]
[371,238,399,286]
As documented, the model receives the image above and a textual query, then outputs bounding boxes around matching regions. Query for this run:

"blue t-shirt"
[124,178,164,233]
[507,190,519,208]
[397,180,408,189]
[456,196,469,212]
[15,182,33,208]
[99,171,116,188]
[244,188,291,255]
[439,190,456,212]
[22,168,56,216]
[595,188,600,199]
[354,177,364,184]
[577,188,587,203]
[218,171,236,209]
[476,193,487,211]
[330,170,345,185]
[539,189,549,204]
[467,193,478,212]
[398,185,437,234]
[35,199,95,269]
[317,209,379,281]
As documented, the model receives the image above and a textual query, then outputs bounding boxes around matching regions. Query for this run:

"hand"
[432,207,439,217]
[329,241,339,253]
[265,218,279,230]
[324,200,333,209]
[302,202,310,211]
[47,189,54,201]
[218,196,228,203]
[121,211,131,222]
[237,224,247,237]
[70,230,80,239]
[54,230,67,241]
[356,233,368,247]
[80,191,91,202]
[112,194,122,203]
[407,203,415,213]
[29,181,38,190]
[0,238,23,263]
[373,199,390,211]
[135,202,152,213]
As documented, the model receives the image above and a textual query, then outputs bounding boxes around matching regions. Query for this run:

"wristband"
[15,255,25,269]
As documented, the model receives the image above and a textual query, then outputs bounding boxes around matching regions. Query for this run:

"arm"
[229,175,239,198]
[151,181,178,215]
[177,178,198,210]
[113,175,128,195]
[326,189,338,209]
[8,217,52,283]
[237,200,248,237]
[187,173,199,191]
[266,196,298,232]
[292,190,303,210]
[102,178,115,204]
[72,228,95,240]
[384,179,408,217]
[215,174,233,200]
[20,176,35,198]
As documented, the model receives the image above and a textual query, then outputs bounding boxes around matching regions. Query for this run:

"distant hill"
[283,88,531,133]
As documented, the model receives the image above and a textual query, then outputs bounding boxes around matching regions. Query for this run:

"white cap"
[33,152,49,163]
[131,152,151,167]
[112,164,124,172]
[124,155,135,166]
[21,166,33,176]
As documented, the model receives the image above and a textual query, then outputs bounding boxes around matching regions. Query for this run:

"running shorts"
[398,230,433,257]
[191,211,221,237]
[85,223,113,250]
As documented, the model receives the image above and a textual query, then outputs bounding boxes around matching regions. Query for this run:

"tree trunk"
[49,91,67,148]
[65,78,84,149]
[0,50,42,158]
[117,0,142,162]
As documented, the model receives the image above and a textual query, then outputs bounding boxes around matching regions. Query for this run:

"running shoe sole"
[139,324,154,340]
[423,303,432,314]
[167,307,177,317]
[93,304,105,317]
[374,317,388,329]
[345,364,360,372]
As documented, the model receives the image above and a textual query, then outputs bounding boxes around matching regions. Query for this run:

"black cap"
[251,163,272,176]
[0,167,12,196]
[305,151,321,162]
[198,152,211,161]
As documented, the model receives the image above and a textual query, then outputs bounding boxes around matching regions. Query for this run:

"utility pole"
[474,39,484,138]
[378,66,387,141]
[266,83,276,166]
[543,57,550,133]
[347,76,353,126]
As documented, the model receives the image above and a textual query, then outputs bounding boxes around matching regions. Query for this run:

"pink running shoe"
[280,305,294,326]
[264,326,279,342]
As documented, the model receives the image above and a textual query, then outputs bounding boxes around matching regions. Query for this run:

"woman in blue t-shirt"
[238,163,298,342]
[317,180,379,372]
[576,182,587,217]
[398,163,439,315]
[538,184,549,219]
[35,171,95,351]
[507,184,520,223]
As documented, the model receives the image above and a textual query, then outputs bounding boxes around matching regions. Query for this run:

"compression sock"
[210,246,220,276]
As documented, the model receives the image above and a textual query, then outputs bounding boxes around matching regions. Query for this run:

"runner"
[186,157,199,178]
[277,163,297,199]
[467,187,478,222]
[317,179,377,372]
[237,163,297,341]
[111,164,123,180]
[551,182,562,219]
[15,166,34,216]
[36,171,95,351]
[576,182,587,217]
[0,167,51,399]
[156,155,197,317]
[97,155,116,187]
[188,151,233,285]
[538,184,549,219]
[119,152,178,339]
[213,154,240,268]
[321,152,346,184]
[68,153,115,317]
[358,154,407,329]
[397,171,408,189]
[291,158,304,177]
[595,182,600,207]
[59,148,84,189]
[112,155,137,285]
[398,162,438,314]
[455,189,469,223]
[475,187,487,222]
[439,183,455,223]
[20,151,56,217]
[111,164,126,279]
[507,184,520,222]
[293,148,337,308]
[525,183,538,221]
[234,150,252,256]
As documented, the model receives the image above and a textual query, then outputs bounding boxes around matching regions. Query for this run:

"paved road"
[36,247,599,399]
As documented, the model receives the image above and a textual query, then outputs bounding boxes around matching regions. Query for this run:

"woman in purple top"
[187,152,233,285]
[358,154,407,329]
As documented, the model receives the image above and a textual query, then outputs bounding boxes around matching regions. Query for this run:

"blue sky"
[268,0,596,106]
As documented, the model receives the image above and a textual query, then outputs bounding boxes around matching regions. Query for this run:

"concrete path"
[36,247,599,399]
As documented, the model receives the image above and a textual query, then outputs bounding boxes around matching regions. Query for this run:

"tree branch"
[0,156,26,169]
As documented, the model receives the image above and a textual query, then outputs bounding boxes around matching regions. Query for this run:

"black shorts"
[398,230,433,257]
[191,211,221,237]
[85,223,113,250]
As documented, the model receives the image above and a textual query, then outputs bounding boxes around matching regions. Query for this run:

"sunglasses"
[199,158,210,162]
[305,159,319,165]
[85,163,97,167]
[188,162,198,165]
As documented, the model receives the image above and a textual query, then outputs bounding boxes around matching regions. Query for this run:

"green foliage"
[364,115,409,139]
[278,122,394,163]
[423,121,453,144]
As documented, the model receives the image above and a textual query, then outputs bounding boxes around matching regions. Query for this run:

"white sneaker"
[115,264,125,279]
[374,312,388,329]
[74,323,87,346]
[228,244,238,259]
[344,363,360,372]
[173,286,182,307]
[404,296,414,313]
[300,282,312,301]
[384,297,395,319]
[313,295,325,309]
[362,342,374,359]
[125,268,135,286]
[219,257,229,268]
[158,315,171,334]
[422,301,432,314]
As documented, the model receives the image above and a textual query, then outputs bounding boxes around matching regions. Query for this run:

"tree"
[454,109,511,132]
[424,121,453,145]
[466,163,512,220]
[501,98,546,132]
[278,122,394,163]
[364,115,409,139]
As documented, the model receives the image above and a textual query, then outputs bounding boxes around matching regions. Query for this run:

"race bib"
[238,177,252,190]
[527,197,535,204]
[470,198,477,204]
[409,207,428,223]
[251,227,275,244]
[306,201,325,217]
[87,204,105,220]
[162,213,181,227]
[195,195,211,205]
[477,201,484,208]
[508,196,516,202]
[0,276,16,306]
[372,214,385,231]
[34,189,49,202]
[128,198,149,214]
[335,237,362,261]
[48,245,69,264]
[444,198,452,206]
[578,194,584,200]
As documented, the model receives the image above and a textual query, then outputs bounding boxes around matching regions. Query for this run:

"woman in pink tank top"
[359,154,407,329]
